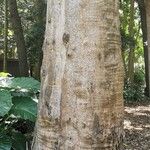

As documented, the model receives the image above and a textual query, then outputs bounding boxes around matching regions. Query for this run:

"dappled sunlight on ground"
[123,101,150,150]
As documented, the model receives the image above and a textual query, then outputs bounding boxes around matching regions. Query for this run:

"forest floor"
[123,100,150,150]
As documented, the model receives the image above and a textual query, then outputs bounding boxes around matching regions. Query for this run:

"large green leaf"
[11,77,40,92]
[0,133,12,150]
[11,132,26,150]
[10,97,37,122]
[0,77,12,88]
[0,90,13,116]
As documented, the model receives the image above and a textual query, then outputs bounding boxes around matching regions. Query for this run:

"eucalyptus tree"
[33,0,124,149]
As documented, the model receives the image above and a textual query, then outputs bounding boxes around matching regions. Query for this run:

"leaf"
[0,90,13,116]
[0,72,10,77]
[11,132,26,150]
[0,133,12,150]
[0,77,12,88]
[11,77,40,92]
[10,97,37,122]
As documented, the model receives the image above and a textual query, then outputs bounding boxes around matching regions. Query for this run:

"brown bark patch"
[74,88,88,99]
[98,53,102,61]
[93,114,101,136]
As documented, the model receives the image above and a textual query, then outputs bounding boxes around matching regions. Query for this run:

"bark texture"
[8,0,29,76]
[144,0,150,97]
[33,0,124,149]
[127,0,135,83]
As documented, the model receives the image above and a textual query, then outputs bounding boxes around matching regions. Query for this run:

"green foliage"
[134,67,145,84]
[124,67,145,101]
[0,76,40,150]
[120,1,146,101]
[0,0,46,77]
[124,81,144,101]
[0,90,12,116]
[0,72,10,77]
[11,97,37,122]
[0,133,12,150]
[120,0,144,71]
[25,22,45,68]
[11,132,26,150]
[24,0,46,77]
[11,77,40,92]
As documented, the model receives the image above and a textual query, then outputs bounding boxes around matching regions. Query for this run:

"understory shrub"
[0,74,40,150]
[124,67,145,102]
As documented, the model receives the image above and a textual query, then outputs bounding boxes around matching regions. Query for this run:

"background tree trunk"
[3,0,8,72]
[142,0,150,97]
[128,0,135,83]
[8,0,29,76]
[33,0,124,149]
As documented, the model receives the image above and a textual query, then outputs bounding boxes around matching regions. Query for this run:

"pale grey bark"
[33,0,124,149]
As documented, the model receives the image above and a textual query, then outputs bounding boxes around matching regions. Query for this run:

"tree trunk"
[8,0,29,76]
[143,0,150,97]
[120,0,130,78]
[3,0,8,72]
[33,0,124,149]
[127,0,135,83]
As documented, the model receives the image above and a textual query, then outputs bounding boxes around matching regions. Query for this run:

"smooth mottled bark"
[3,0,8,72]
[8,0,29,76]
[33,0,124,149]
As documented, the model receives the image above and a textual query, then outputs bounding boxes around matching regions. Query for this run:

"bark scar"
[63,33,70,45]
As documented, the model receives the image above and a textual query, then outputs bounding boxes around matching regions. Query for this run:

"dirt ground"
[123,100,150,150]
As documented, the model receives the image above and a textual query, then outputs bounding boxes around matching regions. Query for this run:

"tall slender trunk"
[128,0,135,83]
[33,0,124,149]
[141,0,150,97]
[8,0,29,76]
[120,0,129,78]
[3,0,8,72]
